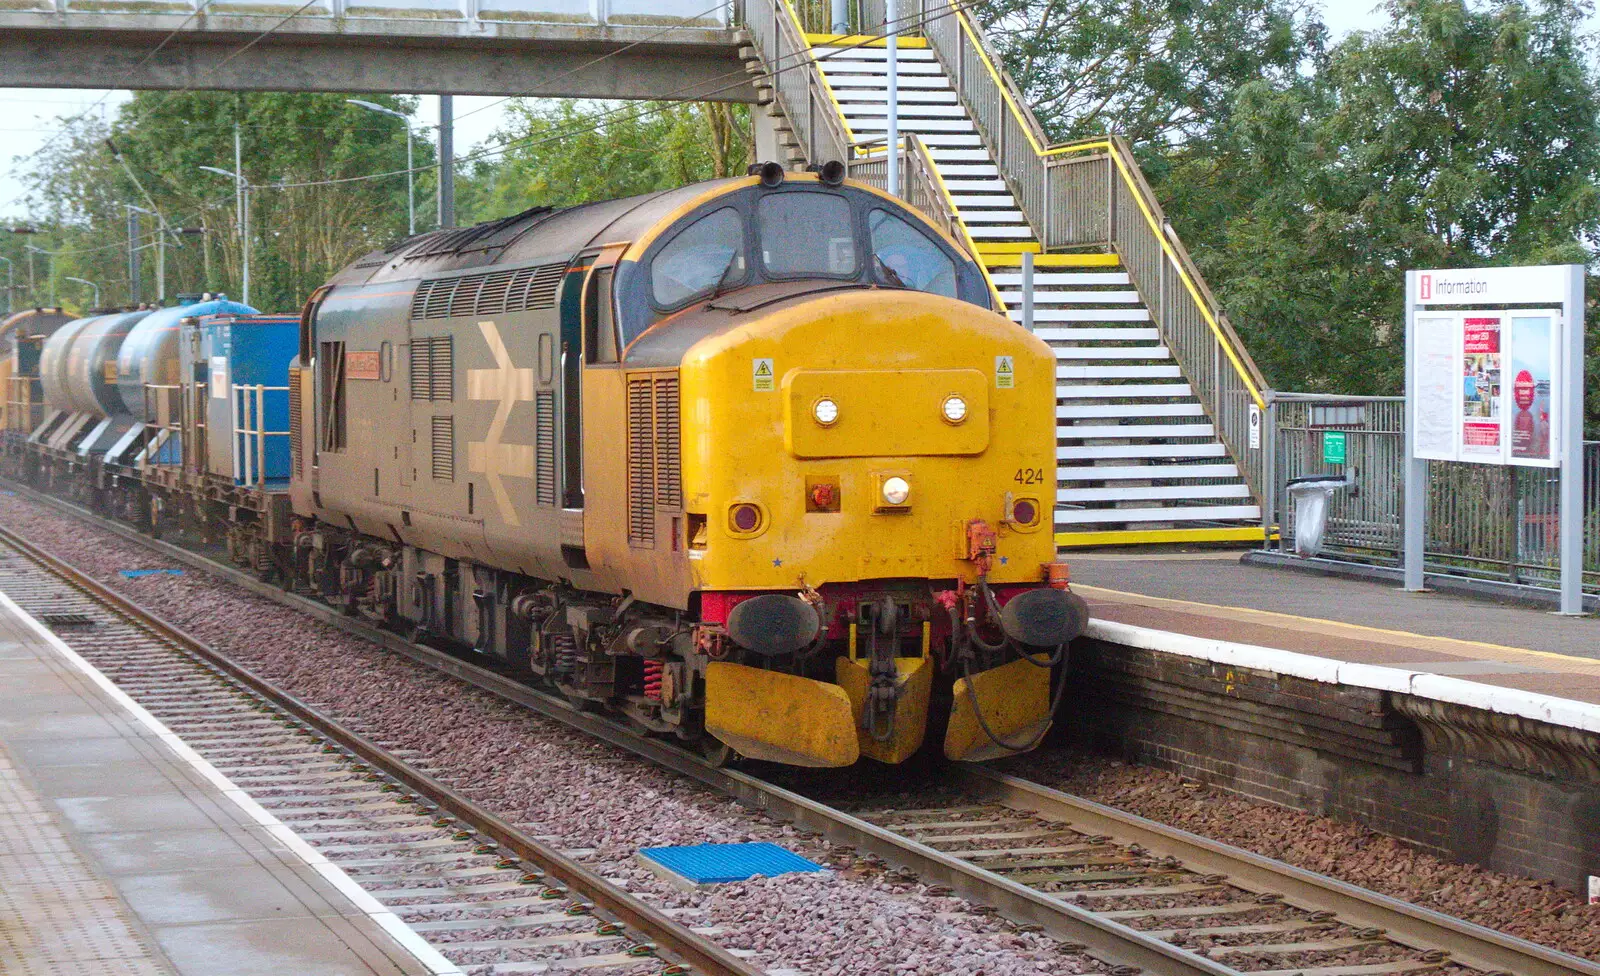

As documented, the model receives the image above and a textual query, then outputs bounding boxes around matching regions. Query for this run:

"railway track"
[5,484,1599,976]
[0,522,761,976]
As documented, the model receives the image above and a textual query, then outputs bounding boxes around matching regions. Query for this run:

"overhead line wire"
[254,0,971,191]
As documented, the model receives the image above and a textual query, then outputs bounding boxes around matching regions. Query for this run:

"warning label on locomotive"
[752,358,775,392]
[995,356,1015,389]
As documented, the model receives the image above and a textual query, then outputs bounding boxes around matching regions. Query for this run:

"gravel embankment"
[0,492,1084,976]
[1005,751,1600,962]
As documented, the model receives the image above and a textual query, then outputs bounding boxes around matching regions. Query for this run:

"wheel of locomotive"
[699,738,735,768]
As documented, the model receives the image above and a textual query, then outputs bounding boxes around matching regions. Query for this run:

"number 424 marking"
[1014,468,1046,485]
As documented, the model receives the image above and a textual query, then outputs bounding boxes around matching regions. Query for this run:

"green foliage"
[19,91,427,312]
[457,100,749,223]
[973,0,1327,147]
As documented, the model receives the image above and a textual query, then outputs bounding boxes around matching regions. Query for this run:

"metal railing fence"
[745,0,854,170]
[1269,393,1599,595]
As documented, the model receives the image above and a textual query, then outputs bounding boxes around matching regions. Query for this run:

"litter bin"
[1286,475,1349,558]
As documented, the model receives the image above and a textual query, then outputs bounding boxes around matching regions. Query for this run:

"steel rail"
[0,519,763,976]
[958,768,1600,976]
[10,481,1600,976]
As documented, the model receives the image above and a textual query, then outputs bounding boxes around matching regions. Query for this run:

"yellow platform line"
[986,253,1120,268]
[805,33,929,48]
[1056,526,1270,548]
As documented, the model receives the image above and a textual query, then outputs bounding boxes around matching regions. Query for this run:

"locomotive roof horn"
[817,160,846,186]
[748,161,786,188]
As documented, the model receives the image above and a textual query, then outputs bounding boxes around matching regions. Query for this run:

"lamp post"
[0,257,12,315]
[23,246,52,306]
[347,99,415,236]
[199,165,250,306]
[64,276,99,309]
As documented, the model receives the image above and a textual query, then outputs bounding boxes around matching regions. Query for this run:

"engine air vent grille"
[429,336,454,401]
[627,377,656,548]
[431,416,455,482]
[625,371,683,549]
[288,366,303,476]
[410,261,567,320]
[410,336,454,402]
[535,389,557,507]
[654,376,681,508]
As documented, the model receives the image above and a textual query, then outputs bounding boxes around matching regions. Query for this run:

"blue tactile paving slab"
[637,842,822,884]
[119,569,184,578]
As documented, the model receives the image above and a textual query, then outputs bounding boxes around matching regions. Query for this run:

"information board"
[1406,308,1561,468]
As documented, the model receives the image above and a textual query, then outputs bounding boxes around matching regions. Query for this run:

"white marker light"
[813,397,839,426]
[942,395,968,424]
[882,476,911,506]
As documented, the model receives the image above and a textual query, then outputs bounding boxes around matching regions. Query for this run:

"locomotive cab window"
[584,267,619,364]
[869,209,958,297]
[650,207,746,310]
[758,192,857,279]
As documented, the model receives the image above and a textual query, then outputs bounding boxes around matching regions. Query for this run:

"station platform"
[1068,550,1600,731]
[0,593,454,976]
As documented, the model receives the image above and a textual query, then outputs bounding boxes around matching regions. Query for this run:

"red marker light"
[811,483,836,509]
[730,504,761,533]
[1011,499,1038,526]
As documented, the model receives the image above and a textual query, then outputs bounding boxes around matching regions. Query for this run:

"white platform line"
[1084,613,1600,736]
[0,590,468,976]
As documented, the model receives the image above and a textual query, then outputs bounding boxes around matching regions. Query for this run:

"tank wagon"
[4,170,1090,769]
[1,307,72,435]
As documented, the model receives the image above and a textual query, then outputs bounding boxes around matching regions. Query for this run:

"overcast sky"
[0,3,1569,220]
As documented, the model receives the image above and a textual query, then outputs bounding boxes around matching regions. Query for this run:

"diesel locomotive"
[3,167,1089,767]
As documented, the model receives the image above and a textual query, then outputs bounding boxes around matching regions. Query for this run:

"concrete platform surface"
[0,591,457,976]
[1067,550,1600,721]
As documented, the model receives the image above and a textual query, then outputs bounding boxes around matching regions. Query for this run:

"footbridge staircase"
[742,0,1272,547]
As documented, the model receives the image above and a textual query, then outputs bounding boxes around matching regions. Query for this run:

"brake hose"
[957,578,1070,753]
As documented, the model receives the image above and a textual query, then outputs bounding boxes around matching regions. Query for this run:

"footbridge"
[0,1,753,99]
[2,0,1273,547]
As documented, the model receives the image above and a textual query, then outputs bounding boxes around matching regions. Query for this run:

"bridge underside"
[0,16,755,100]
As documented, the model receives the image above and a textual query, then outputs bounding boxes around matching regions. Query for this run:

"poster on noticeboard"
[1408,308,1562,468]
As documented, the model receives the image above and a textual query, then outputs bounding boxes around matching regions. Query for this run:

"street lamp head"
[199,165,240,182]
[347,99,408,122]
[9,227,39,234]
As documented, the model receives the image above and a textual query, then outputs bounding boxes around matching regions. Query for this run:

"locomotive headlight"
[812,397,839,427]
[881,476,911,506]
[941,394,968,425]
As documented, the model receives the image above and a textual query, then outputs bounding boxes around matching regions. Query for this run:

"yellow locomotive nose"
[677,286,1069,767]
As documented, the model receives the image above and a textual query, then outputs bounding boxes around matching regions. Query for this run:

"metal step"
[1061,423,1216,439]
[1059,483,1251,503]
[1057,462,1241,480]
[1055,504,1262,525]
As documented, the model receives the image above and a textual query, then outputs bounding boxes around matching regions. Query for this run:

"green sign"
[1323,430,1348,465]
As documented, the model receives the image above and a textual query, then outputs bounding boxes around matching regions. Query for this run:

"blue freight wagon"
[182,313,299,487]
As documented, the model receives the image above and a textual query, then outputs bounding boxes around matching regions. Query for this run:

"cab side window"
[585,267,619,364]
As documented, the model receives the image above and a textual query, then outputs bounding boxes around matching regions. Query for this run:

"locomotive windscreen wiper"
[874,254,908,289]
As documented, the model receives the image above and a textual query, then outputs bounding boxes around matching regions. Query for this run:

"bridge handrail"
[743,0,855,174]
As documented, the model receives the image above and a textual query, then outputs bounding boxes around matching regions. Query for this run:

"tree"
[973,0,1326,149]
[458,100,750,223]
[1157,0,1600,434]
[22,91,426,311]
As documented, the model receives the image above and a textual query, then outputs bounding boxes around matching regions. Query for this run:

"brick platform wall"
[1062,637,1600,891]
